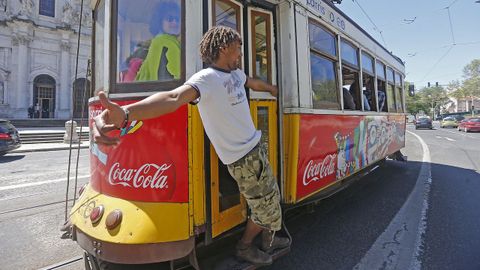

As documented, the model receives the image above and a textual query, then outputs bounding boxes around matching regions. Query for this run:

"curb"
[11,145,90,154]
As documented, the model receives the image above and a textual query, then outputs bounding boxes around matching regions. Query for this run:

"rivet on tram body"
[93,241,97,247]
[105,209,123,230]
[90,205,105,224]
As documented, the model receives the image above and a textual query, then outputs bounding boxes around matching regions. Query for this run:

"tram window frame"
[361,52,376,112]
[92,0,106,95]
[340,39,361,111]
[213,0,242,33]
[250,10,272,84]
[110,0,186,94]
[386,67,397,113]
[376,61,388,112]
[395,72,404,112]
[308,20,340,110]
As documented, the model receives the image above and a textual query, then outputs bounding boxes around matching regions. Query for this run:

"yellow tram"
[65,0,407,268]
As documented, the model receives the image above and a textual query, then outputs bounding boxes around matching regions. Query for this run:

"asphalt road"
[0,149,89,270]
[0,124,479,270]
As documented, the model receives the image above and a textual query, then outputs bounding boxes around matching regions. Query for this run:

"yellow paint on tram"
[70,185,190,244]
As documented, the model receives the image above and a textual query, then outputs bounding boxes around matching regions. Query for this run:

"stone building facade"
[0,0,91,119]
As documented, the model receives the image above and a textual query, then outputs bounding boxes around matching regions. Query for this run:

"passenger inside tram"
[119,0,181,82]
[362,76,376,111]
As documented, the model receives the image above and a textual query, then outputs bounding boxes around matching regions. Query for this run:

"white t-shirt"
[185,67,261,164]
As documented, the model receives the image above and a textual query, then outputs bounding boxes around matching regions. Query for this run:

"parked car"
[0,119,21,156]
[415,117,433,129]
[457,117,480,132]
[440,117,458,128]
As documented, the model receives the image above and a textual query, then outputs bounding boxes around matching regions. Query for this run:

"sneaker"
[261,231,290,253]
[236,241,273,266]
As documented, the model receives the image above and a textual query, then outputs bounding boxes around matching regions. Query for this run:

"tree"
[462,59,480,99]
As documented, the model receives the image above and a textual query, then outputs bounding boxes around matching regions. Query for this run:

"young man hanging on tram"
[92,26,290,266]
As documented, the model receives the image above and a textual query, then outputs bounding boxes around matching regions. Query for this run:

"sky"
[336,0,480,89]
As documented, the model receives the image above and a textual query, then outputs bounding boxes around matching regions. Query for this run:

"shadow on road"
[0,154,25,163]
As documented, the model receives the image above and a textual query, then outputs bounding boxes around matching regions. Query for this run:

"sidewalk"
[11,141,89,153]
[11,127,90,154]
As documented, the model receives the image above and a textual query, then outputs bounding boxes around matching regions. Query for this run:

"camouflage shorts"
[227,143,282,231]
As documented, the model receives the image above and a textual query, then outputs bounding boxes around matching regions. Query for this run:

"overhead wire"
[351,0,387,47]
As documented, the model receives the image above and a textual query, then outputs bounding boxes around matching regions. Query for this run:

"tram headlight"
[106,209,123,230]
[90,205,104,224]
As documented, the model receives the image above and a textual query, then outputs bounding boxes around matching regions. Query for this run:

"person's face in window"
[162,13,180,36]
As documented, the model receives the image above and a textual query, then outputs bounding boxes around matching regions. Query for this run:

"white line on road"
[437,128,478,139]
[354,130,432,270]
[445,137,456,142]
[0,175,90,191]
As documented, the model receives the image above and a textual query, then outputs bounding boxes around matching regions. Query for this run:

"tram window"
[376,61,385,80]
[116,0,182,84]
[309,22,337,57]
[387,83,397,112]
[377,79,387,112]
[342,68,361,110]
[214,0,241,32]
[362,73,376,111]
[310,54,340,110]
[251,11,271,83]
[362,53,376,111]
[362,52,374,74]
[340,39,358,67]
[395,73,404,112]
[94,0,105,94]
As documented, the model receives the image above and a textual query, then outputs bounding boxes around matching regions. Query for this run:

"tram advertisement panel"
[297,115,405,200]
[88,100,188,203]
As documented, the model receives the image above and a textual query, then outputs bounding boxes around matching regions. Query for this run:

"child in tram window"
[135,1,181,82]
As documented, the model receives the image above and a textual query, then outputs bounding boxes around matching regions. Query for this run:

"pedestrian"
[92,26,289,266]
[28,105,34,118]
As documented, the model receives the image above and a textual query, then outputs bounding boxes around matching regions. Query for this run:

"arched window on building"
[73,78,91,118]
[33,75,56,119]
[39,0,55,17]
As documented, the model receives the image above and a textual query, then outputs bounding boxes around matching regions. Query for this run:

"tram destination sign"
[302,0,348,33]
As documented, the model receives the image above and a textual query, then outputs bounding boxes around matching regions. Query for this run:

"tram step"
[210,245,290,270]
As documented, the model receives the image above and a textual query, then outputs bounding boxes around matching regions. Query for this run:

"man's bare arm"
[126,85,199,121]
[245,77,278,97]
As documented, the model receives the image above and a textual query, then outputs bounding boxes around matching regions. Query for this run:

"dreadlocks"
[199,26,242,65]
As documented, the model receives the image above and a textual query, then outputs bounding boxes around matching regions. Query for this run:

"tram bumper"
[68,183,194,264]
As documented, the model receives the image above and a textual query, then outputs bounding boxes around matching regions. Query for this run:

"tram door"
[209,0,278,238]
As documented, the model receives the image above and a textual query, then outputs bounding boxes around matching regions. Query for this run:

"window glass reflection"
[94,0,105,93]
[341,40,358,67]
[117,0,182,83]
[311,54,339,109]
[253,14,269,83]
[309,23,336,57]
[215,0,239,30]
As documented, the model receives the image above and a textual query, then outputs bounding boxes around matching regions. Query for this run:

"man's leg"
[240,218,263,245]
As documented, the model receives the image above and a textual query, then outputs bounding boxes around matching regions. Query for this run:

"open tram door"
[208,0,279,239]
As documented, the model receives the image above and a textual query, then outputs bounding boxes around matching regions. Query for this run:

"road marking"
[354,131,432,270]
[438,128,478,139]
[0,175,90,191]
[445,137,455,141]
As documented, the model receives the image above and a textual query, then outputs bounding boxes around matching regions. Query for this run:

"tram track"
[38,256,83,270]
[0,198,76,216]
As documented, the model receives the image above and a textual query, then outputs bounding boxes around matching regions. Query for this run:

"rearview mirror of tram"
[117,0,182,83]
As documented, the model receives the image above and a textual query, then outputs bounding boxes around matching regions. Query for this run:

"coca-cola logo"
[108,162,172,189]
[303,154,336,186]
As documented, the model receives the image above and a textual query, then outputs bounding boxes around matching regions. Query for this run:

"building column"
[12,34,32,110]
[60,40,71,116]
